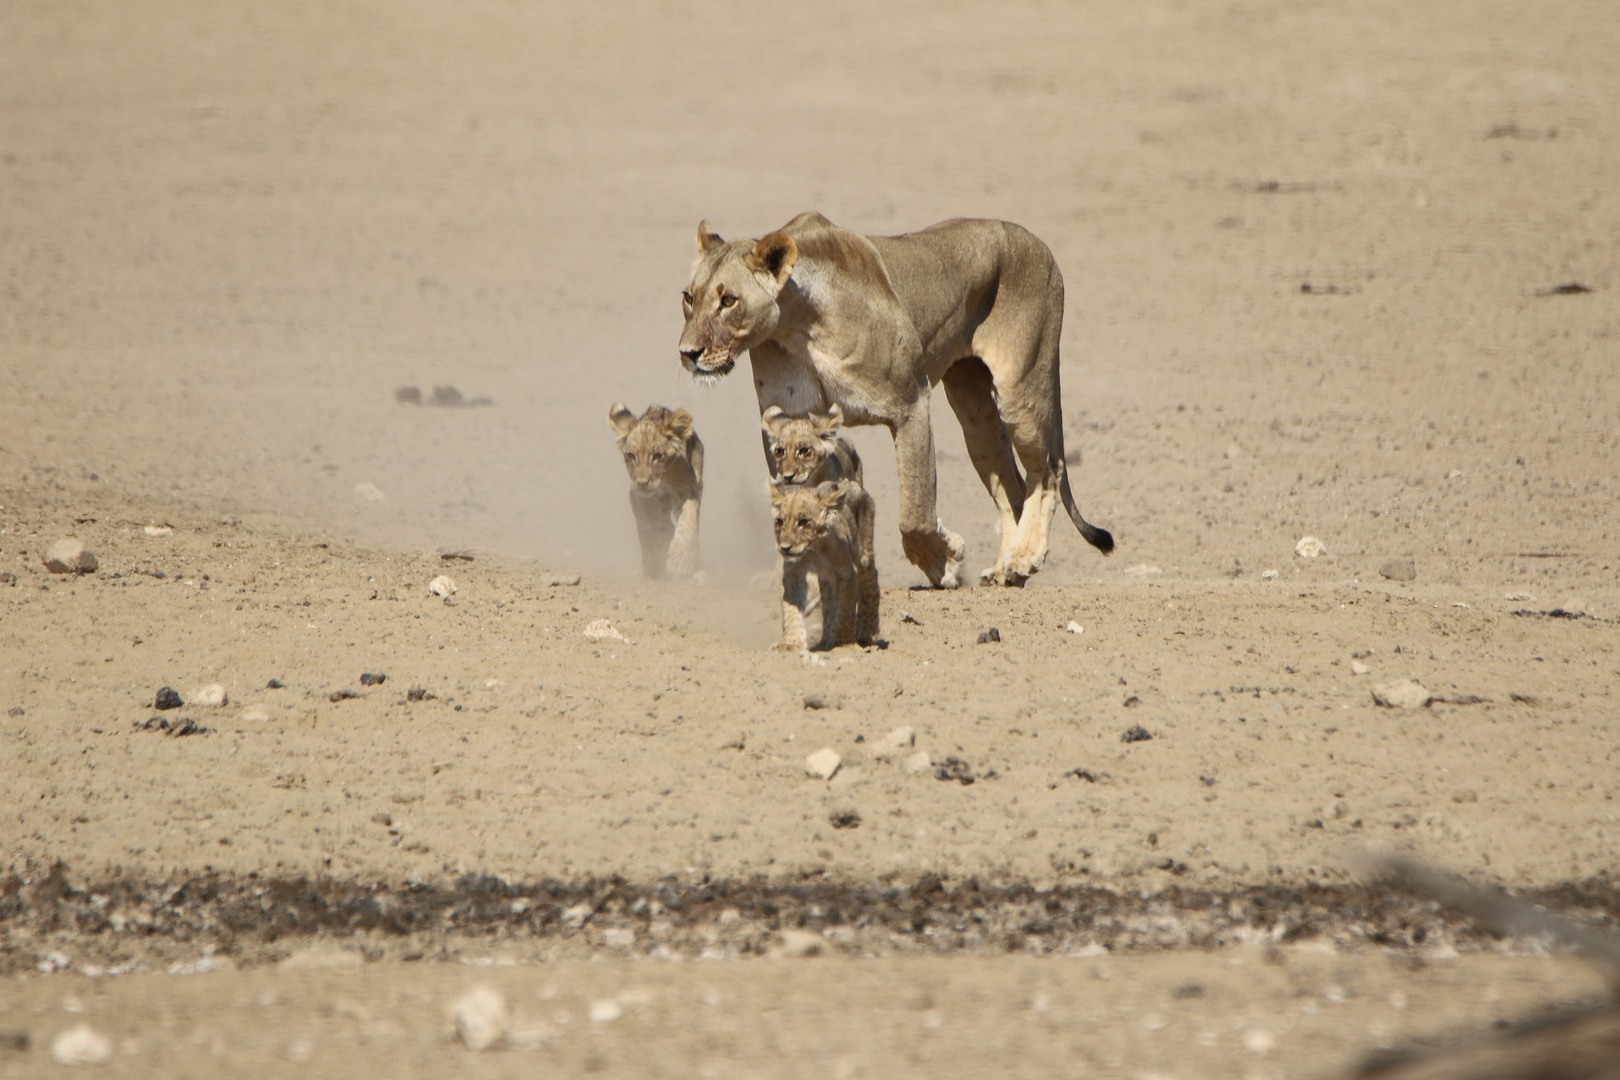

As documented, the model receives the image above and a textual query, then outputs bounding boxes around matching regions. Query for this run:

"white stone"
[50,1023,113,1066]
[583,619,629,643]
[804,748,841,780]
[450,985,509,1050]
[1371,679,1431,709]
[429,575,457,597]
[355,482,386,502]
[143,525,173,537]
[1295,536,1326,558]
[903,750,932,774]
[777,930,823,958]
[1243,1029,1275,1055]
[241,704,274,722]
[870,726,915,759]
[602,928,635,949]
[1349,660,1370,676]
[587,999,623,1023]
[1261,569,1278,580]
[44,539,98,574]
[1225,443,1242,459]
[189,683,228,708]
[1066,620,1085,634]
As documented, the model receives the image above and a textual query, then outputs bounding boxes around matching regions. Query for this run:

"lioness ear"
[665,408,694,440]
[697,221,725,255]
[760,405,788,434]
[745,232,798,292]
[608,402,636,436]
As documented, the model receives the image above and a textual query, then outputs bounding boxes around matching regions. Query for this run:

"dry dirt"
[2,1,1618,1076]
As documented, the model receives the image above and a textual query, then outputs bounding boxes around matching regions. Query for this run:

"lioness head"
[678,222,798,381]
[761,403,844,484]
[609,403,693,492]
[768,478,849,559]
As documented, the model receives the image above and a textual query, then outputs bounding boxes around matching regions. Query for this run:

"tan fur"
[680,212,1113,587]
[761,403,863,486]
[607,403,703,579]
[768,479,878,652]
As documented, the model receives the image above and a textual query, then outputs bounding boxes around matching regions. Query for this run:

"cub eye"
[772,446,784,457]
[797,517,810,529]
[797,448,811,457]
[681,291,693,307]
[719,294,738,309]
[624,452,635,463]
[773,517,783,528]
[652,451,665,461]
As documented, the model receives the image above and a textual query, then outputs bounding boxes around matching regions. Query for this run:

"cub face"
[769,479,849,558]
[678,223,799,380]
[762,404,844,484]
[608,403,693,492]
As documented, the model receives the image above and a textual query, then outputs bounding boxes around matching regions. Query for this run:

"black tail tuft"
[1083,524,1115,555]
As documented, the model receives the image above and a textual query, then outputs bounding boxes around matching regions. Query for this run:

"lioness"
[607,403,702,579]
[769,478,878,652]
[679,212,1113,587]
[761,403,863,486]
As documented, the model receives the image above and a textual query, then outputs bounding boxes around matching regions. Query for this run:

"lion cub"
[761,403,863,486]
[608,403,703,579]
[769,478,878,652]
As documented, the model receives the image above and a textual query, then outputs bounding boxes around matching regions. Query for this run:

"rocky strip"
[3,863,1617,975]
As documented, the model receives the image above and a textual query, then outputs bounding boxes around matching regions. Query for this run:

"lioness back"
[761,403,863,486]
[608,403,704,579]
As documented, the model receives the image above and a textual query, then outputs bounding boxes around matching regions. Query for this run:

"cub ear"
[766,477,787,505]
[811,403,842,439]
[760,405,789,434]
[665,407,695,441]
[817,479,849,506]
[608,402,637,436]
[697,220,725,255]
[745,232,798,292]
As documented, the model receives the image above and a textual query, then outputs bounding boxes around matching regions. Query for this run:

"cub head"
[761,404,844,484]
[678,222,798,382]
[609,403,694,491]
[768,478,849,558]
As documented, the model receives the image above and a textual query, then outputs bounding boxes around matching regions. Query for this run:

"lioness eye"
[719,294,737,309]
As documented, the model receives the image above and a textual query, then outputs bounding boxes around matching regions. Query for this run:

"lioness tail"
[1059,471,1114,554]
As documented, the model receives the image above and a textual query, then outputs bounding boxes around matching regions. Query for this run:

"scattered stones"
[1121,724,1153,744]
[43,539,97,574]
[934,756,988,784]
[1294,536,1326,558]
[903,750,932,774]
[802,692,841,711]
[154,687,183,711]
[240,704,274,722]
[140,715,208,736]
[329,689,360,702]
[49,1023,112,1066]
[977,627,1001,644]
[354,482,386,503]
[189,683,227,707]
[1064,767,1106,783]
[142,525,173,537]
[828,809,861,829]
[1379,558,1417,582]
[587,999,623,1023]
[870,726,915,759]
[777,930,824,958]
[428,575,457,598]
[805,748,842,780]
[583,619,628,643]
[449,985,510,1050]
[359,672,387,686]
[407,687,436,702]
[1372,678,1432,709]
[1066,621,1084,634]
[1350,660,1371,675]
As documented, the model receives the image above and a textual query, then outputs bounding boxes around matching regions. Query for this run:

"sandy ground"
[3,0,1619,1075]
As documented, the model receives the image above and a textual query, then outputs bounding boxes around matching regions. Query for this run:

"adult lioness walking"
[678,212,1112,587]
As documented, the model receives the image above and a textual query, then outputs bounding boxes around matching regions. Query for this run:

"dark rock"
[0,572,15,586]
[329,689,361,702]
[360,673,387,686]
[266,679,286,689]
[395,385,422,404]
[1121,724,1153,743]
[154,687,183,711]
[829,810,861,830]
[976,627,1001,644]
[1064,768,1106,783]
[407,687,435,702]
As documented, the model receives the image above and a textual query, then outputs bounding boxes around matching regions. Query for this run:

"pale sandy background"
[2,1,1618,1076]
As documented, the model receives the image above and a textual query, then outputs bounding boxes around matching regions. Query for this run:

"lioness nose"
[679,347,703,362]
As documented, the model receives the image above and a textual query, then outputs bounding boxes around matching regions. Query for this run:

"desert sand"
[2,1,1617,1075]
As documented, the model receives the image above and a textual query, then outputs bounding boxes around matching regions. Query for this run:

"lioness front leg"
[893,410,965,589]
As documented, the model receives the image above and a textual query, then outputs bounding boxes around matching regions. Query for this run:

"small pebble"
[267,679,286,689]
[1121,724,1153,743]
[544,572,581,587]
[449,985,509,1050]
[602,928,635,949]
[802,692,840,710]
[429,575,457,597]
[1372,678,1431,709]
[903,750,932,774]
[189,684,227,708]
[50,1023,112,1066]
[142,525,173,537]
[43,539,97,575]
[241,704,274,723]
[777,930,823,958]
[1295,536,1326,558]
[805,748,841,780]
[587,999,623,1023]
[354,482,386,502]
[1350,660,1370,675]
[977,627,1001,644]
[329,689,360,702]
[0,572,15,586]
[583,619,628,643]
[154,687,183,711]
[1066,620,1084,634]
[359,672,387,686]
[1243,1029,1275,1055]
[1261,569,1278,580]
[870,726,915,758]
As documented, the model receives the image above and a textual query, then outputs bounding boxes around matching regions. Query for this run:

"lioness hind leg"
[942,357,1026,580]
